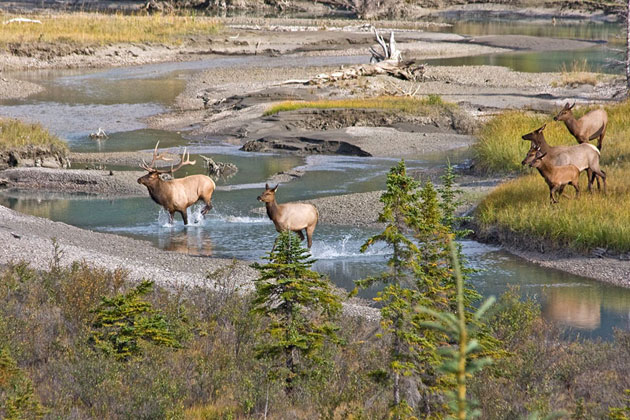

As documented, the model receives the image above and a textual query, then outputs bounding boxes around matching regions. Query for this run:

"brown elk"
[257,184,319,248]
[138,142,216,225]
[553,102,608,151]
[522,124,606,193]
[522,146,580,204]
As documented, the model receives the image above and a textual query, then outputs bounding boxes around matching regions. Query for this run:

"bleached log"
[3,18,42,25]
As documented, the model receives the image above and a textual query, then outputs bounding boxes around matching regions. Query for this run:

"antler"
[167,148,196,175]
[139,142,173,172]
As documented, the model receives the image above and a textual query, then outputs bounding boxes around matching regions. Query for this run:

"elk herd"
[134,102,607,250]
[521,102,608,204]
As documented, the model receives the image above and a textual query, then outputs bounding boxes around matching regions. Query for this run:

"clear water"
[2,24,630,339]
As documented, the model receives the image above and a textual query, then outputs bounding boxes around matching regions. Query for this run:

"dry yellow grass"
[0,118,67,152]
[552,59,601,87]
[0,13,221,46]
[263,94,451,116]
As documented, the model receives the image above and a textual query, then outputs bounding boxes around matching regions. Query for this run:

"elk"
[522,146,580,204]
[257,183,319,248]
[522,124,606,193]
[553,102,608,151]
[138,142,215,225]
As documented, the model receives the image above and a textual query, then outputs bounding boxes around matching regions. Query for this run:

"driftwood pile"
[199,155,238,179]
[285,27,425,85]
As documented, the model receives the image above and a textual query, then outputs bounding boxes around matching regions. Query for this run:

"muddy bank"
[0,76,43,100]
[0,145,70,170]
[0,167,147,195]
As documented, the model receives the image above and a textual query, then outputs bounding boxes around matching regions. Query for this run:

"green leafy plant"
[251,231,342,396]
[90,280,179,361]
[0,347,46,420]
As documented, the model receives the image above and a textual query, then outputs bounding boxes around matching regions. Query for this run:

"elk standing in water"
[257,184,318,248]
[138,142,215,225]
[554,102,608,151]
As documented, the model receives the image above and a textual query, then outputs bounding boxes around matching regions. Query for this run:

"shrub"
[90,280,180,360]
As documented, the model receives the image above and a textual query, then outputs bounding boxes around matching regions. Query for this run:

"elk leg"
[168,211,175,224]
[306,224,315,249]
[571,182,580,198]
[201,200,213,215]
[295,230,305,241]
[549,186,559,204]
[180,210,188,225]
[598,125,606,151]
[586,169,594,193]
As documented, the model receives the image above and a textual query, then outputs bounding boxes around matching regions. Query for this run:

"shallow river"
[2,22,630,339]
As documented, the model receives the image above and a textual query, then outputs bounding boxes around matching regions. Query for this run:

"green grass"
[0,13,221,46]
[474,101,630,174]
[477,165,630,253]
[263,94,451,117]
[0,118,67,152]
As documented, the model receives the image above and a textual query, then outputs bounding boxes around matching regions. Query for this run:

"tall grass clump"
[476,165,630,253]
[263,95,455,116]
[552,59,601,87]
[0,118,67,152]
[0,13,221,47]
[474,101,630,174]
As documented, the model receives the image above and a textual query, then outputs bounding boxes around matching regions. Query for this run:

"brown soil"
[0,145,70,170]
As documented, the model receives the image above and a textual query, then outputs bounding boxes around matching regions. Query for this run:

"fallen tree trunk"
[283,60,425,85]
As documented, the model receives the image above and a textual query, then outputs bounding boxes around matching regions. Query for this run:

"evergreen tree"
[90,280,179,361]
[251,231,342,396]
[359,160,488,417]
[437,161,472,238]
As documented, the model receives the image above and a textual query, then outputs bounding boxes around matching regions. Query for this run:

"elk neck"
[562,114,580,135]
[265,198,280,221]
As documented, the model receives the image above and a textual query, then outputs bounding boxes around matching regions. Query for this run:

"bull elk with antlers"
[138,142,216,225]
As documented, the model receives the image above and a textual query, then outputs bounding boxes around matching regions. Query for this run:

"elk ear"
[538,123,547,132]
[272,184,279,192]
[564,102,570,109]
[569,102,575,110]
[265,183,270,190]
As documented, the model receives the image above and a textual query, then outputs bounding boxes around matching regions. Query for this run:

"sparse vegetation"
[2,253,629,418]
[263,95,455,116]
[0,118,67,152]
[552,59,602,87]
[0,13,221,47]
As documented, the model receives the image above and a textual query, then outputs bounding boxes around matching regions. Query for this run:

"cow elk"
[138,142,216,225]
[522,146,580,204]
[522,124,606,193]
[554,102,608,151]
[257,184,319,248]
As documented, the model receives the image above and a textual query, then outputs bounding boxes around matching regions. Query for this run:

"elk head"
[523,146,547,168]
[553,102,575,122]
[137,142,196,187]
[257,183,278,203]
[521,145,540,166]
[521,123,547,145]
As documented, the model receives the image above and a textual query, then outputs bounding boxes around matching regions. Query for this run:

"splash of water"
[310,234,389,260]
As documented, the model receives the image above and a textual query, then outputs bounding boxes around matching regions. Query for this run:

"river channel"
[2,20,630,339]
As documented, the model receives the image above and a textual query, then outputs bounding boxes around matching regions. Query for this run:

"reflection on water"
[428,46,616,74]
[544,286,601,330]
[434,20,621,42]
